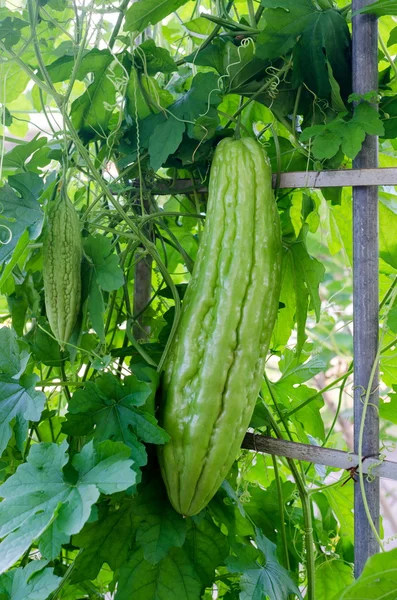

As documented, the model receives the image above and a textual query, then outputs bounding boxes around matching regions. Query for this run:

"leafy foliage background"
[1,0,397,598]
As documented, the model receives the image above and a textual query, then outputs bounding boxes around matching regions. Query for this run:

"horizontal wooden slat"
[242,433,397,482]
[275,168,397,189]
[146,168,397,194]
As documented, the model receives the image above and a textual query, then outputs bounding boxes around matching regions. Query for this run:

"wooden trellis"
[132,0,392,578]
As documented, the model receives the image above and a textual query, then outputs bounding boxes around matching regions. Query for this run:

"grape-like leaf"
[227,528,302,600]
[0,560,61,600]
[124,0,190,33]
[0,373,45,457]
[0,440,136,572]
[62,372,166,450]
[72,498,139,582]
[115,546,202,600]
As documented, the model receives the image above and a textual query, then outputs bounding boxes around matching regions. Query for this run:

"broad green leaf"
[289,387,325,441]
[339,548,397,598]
[1,135,49,175]
[86,279,105,343]
[227,528,302,600]
[62,372,166,455]
[124,0,190,34]
[291,231,325,322]
[140,72,222,169]
[135,39,177,75]
[272,256,295,348]
[356,0,397,16]
[315,558,353,600]
[278,350,326,384]
[0,560,61,600]
[0,62,30,103]
[0,15,28,50]
[149,118,185,172]
[256,0,317,61]
[135,479,186,564]
[0,327,26,377]
[115,546,202,600]
[324,482,354,545]
[387,303,397,332]
[71,76,117,142]
[0,440,136,572]
[380,387,397,424]
[50,49,122,142]
[0,373,45,457]
[72,499,138,582]
[84,235,124,292]
[184,515,229,587]
[379,199,397,270]
[388,26,397,46]
[292,10,351,103]
[45,48,112,83]
[353,102,384,136]
[312,129,343,160]
[25,317,64,368]
[381,332,397,387]
[340,122,366,158]
[0,173,43,264]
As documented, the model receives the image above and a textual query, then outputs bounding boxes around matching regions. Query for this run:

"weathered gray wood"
[352,0,380,576]
[147,168,397,194]
[275,168,397,188]
[242,433,397,482]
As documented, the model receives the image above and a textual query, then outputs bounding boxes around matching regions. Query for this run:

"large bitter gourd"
[43,191,82,349]
[159,137,282,516]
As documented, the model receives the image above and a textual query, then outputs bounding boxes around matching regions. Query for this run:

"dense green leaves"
[116,546,202,600]
[72,498,138,582]
[124,0,191,33]
[0,174,43,264]
[0,440,136,572]
[300,103,384,160]
[227,529,302,600]
[339,548,397,598]
[0,1,396,598]
[0,373,45,456]
[0,561,61,600]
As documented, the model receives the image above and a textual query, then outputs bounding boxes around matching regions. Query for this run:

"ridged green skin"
[43,193,82,348]
[159,138,282,516]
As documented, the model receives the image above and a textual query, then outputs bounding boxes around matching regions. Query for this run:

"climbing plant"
[1,0,397,598]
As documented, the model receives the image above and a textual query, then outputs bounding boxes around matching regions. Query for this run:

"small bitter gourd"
[43,190,82,349]
[159,137,282,516]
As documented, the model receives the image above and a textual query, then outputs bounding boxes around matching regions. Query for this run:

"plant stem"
[247,0,257,27]
[379,34,397,81]
[265,403,316,600]
[109,0,131,48]
[271,451,291,570]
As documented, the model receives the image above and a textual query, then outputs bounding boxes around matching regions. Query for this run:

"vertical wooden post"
[352,0,380,577]
[133,251,152,341]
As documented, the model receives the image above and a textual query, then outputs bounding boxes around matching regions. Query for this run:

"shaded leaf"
[84,235,124,292]
[0,373,45,457]
[72,499,138,582]
[115,546,202,600]
[0,174,43,264]
[339,548,397,598]
[227,528,302,600]
[124,0,190,33]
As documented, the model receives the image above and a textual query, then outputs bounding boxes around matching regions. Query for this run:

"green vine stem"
[270,449,291,570]
[357,284,397,552]
[264,378,316,600]
[379,34,397,82]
